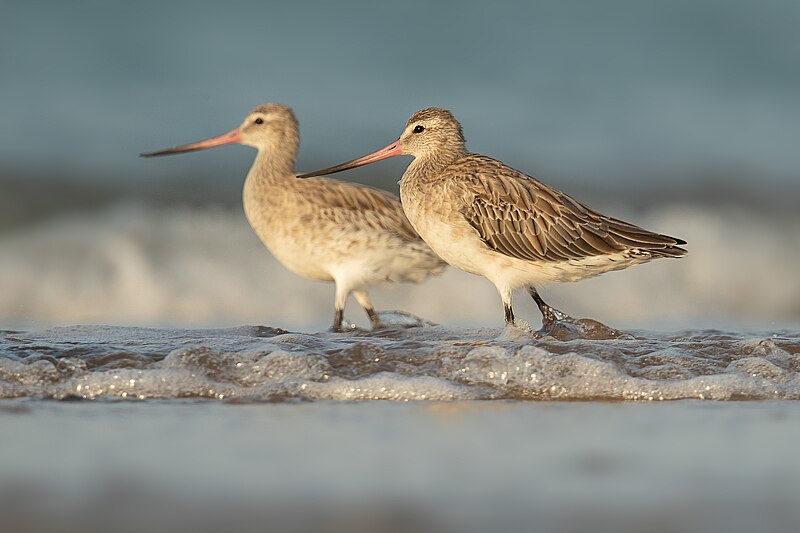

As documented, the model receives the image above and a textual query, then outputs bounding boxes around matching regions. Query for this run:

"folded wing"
[454,156,687,262]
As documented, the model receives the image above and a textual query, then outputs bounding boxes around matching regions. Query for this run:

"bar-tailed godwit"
[142,104,446,331]
[299,108,686,328]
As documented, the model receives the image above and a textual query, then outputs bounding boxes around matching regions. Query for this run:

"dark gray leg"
[364,306,380,329]
[332,307,344,332]
[353,290,381,329]
[331,283,349,332]
[528,288,569,323]
[504,303,515,325]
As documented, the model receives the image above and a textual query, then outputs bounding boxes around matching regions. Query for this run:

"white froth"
[2,325,799,402]
[2,203,800,330]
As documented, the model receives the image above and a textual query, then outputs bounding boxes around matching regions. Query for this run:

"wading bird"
[142,104,446,331]
[299,108,686,328]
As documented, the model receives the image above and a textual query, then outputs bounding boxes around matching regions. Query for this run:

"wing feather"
[451,155,687,262]
[309,177,422,242]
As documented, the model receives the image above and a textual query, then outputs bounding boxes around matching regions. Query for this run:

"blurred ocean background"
[2,0,799,331]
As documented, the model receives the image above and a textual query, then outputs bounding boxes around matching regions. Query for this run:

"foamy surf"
[2,325,798,401]
[3,202,800,330]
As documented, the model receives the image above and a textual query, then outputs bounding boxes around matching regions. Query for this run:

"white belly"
[260,230,334,281]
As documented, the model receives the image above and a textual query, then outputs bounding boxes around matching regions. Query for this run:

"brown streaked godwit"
[298,107,687,329]
[141,104,446,331]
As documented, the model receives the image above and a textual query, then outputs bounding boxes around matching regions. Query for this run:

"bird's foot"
[328,318,361,333]
[539,303,571,323]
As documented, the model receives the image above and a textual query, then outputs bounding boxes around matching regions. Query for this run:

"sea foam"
[1,202,799,330]
[2,325,798,402]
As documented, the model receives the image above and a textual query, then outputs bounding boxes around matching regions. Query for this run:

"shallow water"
[3,324,800,532]
[2,323,798,402]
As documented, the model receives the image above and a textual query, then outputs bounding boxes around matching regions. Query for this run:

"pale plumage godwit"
[142,104,446,331]
[299,107,687,328]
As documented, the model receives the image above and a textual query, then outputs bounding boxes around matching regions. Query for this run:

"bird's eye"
[254,118,264,125]
[413,125,425,133]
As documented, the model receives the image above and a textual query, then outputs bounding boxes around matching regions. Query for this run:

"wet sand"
[1,400,798,533]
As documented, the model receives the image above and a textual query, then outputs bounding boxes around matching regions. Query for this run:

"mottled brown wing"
[310,177,421,242]
[454,155,687,262]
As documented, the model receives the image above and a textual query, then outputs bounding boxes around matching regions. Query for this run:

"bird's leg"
[503,302,515,326]
[499,287,516,326]
[528,288,570,324]
[365,307,380,328]
[353,290,381,329]
[331,284,349,332]
[332,308,344,332]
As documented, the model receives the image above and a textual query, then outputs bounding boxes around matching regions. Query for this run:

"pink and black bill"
[296,140,404,178]
[140,128,241,157]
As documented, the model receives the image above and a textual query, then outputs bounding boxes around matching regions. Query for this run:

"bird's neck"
[248,145,297,184]
[404,147,465,183]
[243,146,298,228]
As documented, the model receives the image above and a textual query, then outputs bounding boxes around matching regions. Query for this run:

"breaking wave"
[2,324,799,401]
[1,202,799,330]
